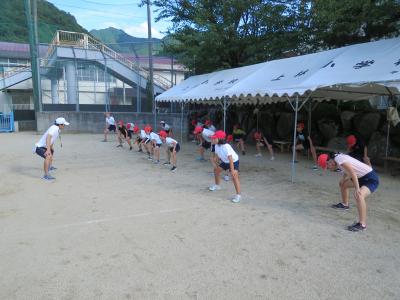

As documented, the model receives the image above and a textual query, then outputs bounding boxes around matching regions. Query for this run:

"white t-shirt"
[162,123,171,130]
[335,153,372,178]
[127,122,134,130]
[140,130,147,139]
[106,116,115,125]
[150,132,162,144]
[215,144,239,164]
[35,125,60,148]
[208,125,216,132]
[202,128,214,142]
[165,137,178,148]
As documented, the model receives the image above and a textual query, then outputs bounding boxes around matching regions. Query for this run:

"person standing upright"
[103,112,116,142]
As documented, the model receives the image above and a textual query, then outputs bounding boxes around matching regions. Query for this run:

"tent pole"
[291,95,299,183]
[223,97,227,132]
[180,102,184,143]
[308,99,312,136]
[385,121,390,158]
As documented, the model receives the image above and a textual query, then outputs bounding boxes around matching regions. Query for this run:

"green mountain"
[90,27,163,56]
[0,0,87,44]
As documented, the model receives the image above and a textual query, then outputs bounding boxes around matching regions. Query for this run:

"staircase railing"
[46,30,171,90]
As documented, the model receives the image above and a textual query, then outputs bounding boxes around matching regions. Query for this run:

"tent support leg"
[223,97,227,132]
[385,121,390,158]
[291,96,299,183]
[180,102,184,143]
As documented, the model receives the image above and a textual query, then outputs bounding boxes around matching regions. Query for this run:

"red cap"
[118,120,124,126]
[144,126,152,133]
[191,120,197,126]
[133,125,139,133]
[211,130,226,139]
[126,123,131,129]
[346,135,357,147]
[205,120,212,126]
[297,122,305,130]
[254,131,262,140]
[318,154,329,169]
[159,130,167,138]
[226,134,233,142]
[193,126,203,134]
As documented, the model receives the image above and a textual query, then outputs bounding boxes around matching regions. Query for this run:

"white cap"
[160,120,165,124]
[55,117,70,126]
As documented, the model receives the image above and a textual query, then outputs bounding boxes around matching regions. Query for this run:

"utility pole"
[24,0,42,112]
[146,0,155,128]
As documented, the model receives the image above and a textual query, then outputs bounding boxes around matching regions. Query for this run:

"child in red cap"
[232,124,246,155]
[254,131,275,161]
[117,121,133,150]
[318,153,379,232]
[159,130,180,171]
[346,134,371,166]
[295,122,318,170]
[193,125,215,161]
[209,130,241,203]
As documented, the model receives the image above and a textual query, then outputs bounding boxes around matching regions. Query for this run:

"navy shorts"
[219,160,239,171]
[169,143,180,152]
[136,137,143,143]
[358,170,379,193]
[144,138,151,144]
[35,147,54,159]
[233,134,245,142]
[155,143,162,148]
[201,141,211,150]
[108,125,116,132]
[211,144,215,153]
[127,130,133,139]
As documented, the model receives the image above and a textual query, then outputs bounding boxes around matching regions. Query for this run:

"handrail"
[0,66,31,79]
[46,30,171,90]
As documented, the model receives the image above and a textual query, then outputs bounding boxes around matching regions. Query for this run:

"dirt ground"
[1,132,399,300]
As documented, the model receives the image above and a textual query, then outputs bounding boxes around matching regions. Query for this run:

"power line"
[79,0,141,6]
[49,2,147,19]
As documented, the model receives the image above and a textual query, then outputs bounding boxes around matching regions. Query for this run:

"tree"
[150,0,400,74]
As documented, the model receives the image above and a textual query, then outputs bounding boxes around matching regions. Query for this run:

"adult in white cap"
[34,117,70,180]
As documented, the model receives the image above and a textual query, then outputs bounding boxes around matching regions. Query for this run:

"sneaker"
[101,139,107,142]
[42,174,56,180]
[171,166,177,172]
[223,175,230,181]
[147,157,153,161]
[153,160,160,164]
[347,222,366,232]
[116,144,123,148]
[129,146,133,151]
[312,165,318,170]
[209,184,221,191]
[137,149,143,152]
[242,151,246,155]
[270,156,275,161]
[196,157,206,161]
[231,194,241,203]
[49,166,57,171]
[331,203,349,210]
[254,153,262,158]
[163,161,171,165]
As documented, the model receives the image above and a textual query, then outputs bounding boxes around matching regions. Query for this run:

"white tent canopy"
[156,37,400,103]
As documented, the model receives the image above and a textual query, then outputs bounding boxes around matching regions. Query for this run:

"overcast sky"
[47,0,170,38]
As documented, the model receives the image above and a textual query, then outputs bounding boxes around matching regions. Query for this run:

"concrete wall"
[36,111,189,141]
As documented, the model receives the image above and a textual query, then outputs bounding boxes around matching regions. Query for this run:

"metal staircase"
[46,30,171,91]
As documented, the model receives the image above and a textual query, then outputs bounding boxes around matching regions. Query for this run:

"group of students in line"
[33,113,380,232]
[103,112,180,172]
